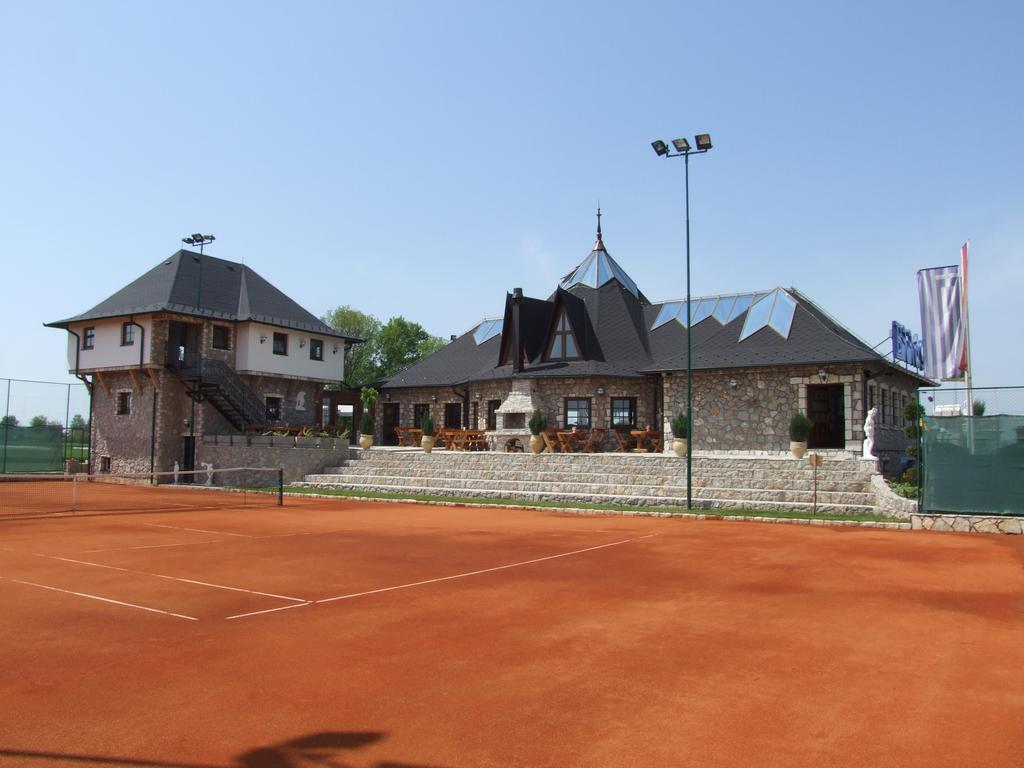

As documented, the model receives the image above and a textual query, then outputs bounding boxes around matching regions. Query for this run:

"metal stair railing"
[198,358,268,430]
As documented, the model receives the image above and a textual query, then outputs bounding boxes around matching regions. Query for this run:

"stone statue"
[862,406,878,459]
[202,462,214,486]
[173,461,179,484]
[295,391,306,411]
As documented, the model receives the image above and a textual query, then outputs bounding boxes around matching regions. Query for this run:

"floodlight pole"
[653,139,711,510]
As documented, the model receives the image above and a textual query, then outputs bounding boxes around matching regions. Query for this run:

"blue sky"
[1,0,1021,421]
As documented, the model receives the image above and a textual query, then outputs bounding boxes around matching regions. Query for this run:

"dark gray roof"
[46,250,354,340]
[383,268,931,389]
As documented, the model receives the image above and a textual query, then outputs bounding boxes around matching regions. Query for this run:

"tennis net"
[0,467,284,518]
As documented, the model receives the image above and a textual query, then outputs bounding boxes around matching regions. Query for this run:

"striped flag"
[917,262,965,380]
[958,242,970,374]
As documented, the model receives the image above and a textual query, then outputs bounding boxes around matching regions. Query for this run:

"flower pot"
[359,434,374,450]
[529,434,544,454]
[421,435,435,453]
[790,441,807,459]
[672,438,687,458]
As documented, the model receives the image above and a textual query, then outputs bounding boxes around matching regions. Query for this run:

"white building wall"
[235,322,343,383]
[65,317,154,371]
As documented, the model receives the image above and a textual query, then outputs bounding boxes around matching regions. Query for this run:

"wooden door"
[382,403,400,446]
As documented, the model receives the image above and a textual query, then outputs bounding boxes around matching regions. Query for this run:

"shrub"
[670,413,689,439]
[903,401,925,439]
[528,409,546,435]
[973,399,986,416]
[420,411,434,437]
[359,411,374,437]
[789,412,813,442]
[901,466,918,486]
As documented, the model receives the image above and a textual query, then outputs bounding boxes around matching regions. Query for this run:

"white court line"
[225,601,311,620]
[143,522,254,537]
[1,576,198,621]
[37,553,305,602]
[81,539,223,553]
[316,534,657,605]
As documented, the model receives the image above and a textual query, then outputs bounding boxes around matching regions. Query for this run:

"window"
[611,397,637,428]
[83,327,95,349]
[413,403,430,429]
[486,400,500,430]
[880,389,888,426]
[546,309,581,361]
[900,393,907,428]
[564,398,591,428]
[121,323,135,346]
[116,391,132,416]
[273,332,288,356]
[212,325,231,350]
[265,397,282,422]
[309,339,323,361]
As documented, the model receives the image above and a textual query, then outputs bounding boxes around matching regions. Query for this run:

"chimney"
[511,288,523,374]
[449,334,457,342]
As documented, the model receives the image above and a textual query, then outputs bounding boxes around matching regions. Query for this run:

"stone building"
[381,214,931,474]
[47,249,357,476]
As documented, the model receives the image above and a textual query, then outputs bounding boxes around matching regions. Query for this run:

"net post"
[278,468,284,507]
[72,472,78,514]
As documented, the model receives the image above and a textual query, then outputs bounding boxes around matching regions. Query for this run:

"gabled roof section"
[46,250,355,340]
[559,209,643,300]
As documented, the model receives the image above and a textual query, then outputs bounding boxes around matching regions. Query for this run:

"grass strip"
[284,485,900,524]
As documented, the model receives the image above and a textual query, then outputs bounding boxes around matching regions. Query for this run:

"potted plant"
[789,411,813,458]
[670,413,689,457]
[420,411,435,453]
[359,386,378,450]
[528,409,546,454]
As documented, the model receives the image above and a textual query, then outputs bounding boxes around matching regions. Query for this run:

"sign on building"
[892,321,924,370]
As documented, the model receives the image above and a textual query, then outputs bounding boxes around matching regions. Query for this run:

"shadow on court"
[0,731,454,768]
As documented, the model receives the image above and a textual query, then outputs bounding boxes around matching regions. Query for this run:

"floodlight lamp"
[671,138,691,153]
[651,140,669,157]
[694,133,713,151]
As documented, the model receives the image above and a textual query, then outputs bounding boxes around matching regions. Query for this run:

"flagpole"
[962,241,974,414]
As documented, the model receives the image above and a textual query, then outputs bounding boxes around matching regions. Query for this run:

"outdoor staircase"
[167,356,268,432]
[296,450,884,516]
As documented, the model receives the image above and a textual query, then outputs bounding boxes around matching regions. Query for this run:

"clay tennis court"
[1,491,1022,767]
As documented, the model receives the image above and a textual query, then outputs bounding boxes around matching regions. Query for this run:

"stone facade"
[380,377,658,448]
[910,513,1024,535]
[88,312,332,476]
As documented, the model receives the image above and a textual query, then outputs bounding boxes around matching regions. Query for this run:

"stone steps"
[296,449,884,515]
[301,472,874,506]
[295,479,876,515]
[312,466,872,491]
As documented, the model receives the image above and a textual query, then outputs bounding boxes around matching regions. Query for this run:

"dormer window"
[545,309,580,361]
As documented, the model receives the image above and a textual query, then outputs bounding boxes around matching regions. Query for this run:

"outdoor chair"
[612,429,635,452]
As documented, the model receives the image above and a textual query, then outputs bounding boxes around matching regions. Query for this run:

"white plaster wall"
[65,317,153,371]
[235,322,343,383]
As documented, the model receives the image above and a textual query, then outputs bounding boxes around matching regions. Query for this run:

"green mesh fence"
[0,425,66,473]
[921,415,1024,516]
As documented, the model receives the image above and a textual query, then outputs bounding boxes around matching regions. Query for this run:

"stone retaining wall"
[198,435,351,484]
[910,513,1023,535]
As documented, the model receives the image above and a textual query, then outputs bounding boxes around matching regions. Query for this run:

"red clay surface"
[1,496,1022,768]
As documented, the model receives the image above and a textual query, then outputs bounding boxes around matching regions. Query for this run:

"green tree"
[29,415,54,427]
[69,414,87,430]
[0,415,18,427]
[377,316,445,380]
[322,305,382,388]
[322,306,445,387]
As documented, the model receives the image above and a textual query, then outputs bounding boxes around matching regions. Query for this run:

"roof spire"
[595,206,605,251]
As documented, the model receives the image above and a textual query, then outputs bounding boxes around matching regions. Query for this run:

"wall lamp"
[431,395,437,403]
[299,339,306,348]
[818,368,828,383]
[332,345,339,354]
[259,334,267,344]
[729,378,738,389]
[596,386,605,395]
[475,392,481,400]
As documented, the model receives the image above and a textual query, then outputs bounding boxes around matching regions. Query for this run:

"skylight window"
[739,288,798,341]
[560,250,640,298]
[472,318,503,345]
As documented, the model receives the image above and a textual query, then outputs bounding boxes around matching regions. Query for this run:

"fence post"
[916,390,924,513]
[278,468,284,507]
